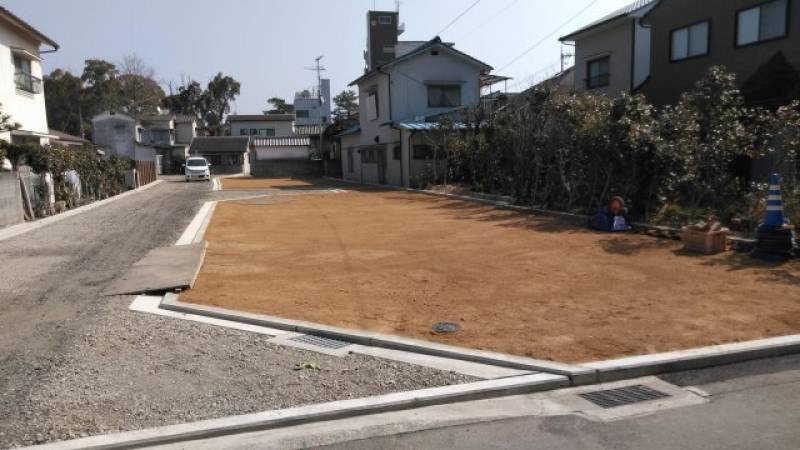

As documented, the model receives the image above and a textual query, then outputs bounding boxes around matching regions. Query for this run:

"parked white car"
[184,157,211,182]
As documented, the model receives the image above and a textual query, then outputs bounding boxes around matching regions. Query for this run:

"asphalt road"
[317,355,800,450]
[0,178,472,448]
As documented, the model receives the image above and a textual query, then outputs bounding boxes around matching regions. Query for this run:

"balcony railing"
[15,71,42,94]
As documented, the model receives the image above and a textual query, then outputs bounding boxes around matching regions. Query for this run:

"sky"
[7,0,634,113]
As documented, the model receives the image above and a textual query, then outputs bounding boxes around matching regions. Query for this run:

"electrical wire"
[497,0,600,72]
[436,0,483,37]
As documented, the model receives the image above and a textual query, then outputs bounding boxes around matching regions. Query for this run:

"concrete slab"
[24,373,569,450]
[105,242,207,295]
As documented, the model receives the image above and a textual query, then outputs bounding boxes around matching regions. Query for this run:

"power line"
[436,0,483,37]
[497,0,599,72]
[453,0,522,42]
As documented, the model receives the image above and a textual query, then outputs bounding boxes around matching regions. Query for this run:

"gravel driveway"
[0,178,473,448]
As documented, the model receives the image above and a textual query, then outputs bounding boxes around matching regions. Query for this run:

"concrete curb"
[175,201,217,246]
[161,297,800,387]
[24,373,568,450]
[584,334,800,382]
[160,294,595,383]
[0,180,164,242]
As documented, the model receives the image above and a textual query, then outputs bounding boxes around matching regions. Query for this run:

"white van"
[184,157,211,182]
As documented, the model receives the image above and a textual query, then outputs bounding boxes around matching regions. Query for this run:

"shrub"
[449,66,799,231]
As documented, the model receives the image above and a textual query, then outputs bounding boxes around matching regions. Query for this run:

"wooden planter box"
[681,228,728,255]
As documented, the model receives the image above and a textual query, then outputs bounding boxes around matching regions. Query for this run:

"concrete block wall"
[0,172,24,228]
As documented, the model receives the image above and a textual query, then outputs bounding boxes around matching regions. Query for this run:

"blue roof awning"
[391,121,469,131]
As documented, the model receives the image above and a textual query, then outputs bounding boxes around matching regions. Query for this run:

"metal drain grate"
[579,385,671,409]
[289,334,352,350]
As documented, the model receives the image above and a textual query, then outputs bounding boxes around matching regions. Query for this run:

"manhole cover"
[579,385,671,409]
[432,321,461,333]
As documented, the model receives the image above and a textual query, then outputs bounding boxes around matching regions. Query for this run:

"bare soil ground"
[183,179,800,363]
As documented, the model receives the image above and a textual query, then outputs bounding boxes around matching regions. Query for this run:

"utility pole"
[304,56,327,164]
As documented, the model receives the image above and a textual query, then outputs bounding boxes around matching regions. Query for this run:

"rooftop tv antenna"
[304,56,327,96]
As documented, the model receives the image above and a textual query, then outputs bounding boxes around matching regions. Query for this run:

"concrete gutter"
[0,180,164,242]
[160,294,595,383]
[24,373,568,450]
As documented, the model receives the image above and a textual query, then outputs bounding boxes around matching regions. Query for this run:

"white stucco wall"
[0,22,49,142]
[230,119,294,137]
[389,51,482,122]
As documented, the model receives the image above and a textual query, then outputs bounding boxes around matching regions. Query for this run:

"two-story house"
[639,0,800,106]
[0,6,58,146]
[91,111,197,174]
[558,0,657,97]
[340,11,492,187]
[559,0,800,106]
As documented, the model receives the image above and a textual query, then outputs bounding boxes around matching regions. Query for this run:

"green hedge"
[443,66,799,232]
[3,142,132,208]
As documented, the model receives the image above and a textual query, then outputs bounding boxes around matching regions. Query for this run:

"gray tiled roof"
[189,136,250,154]
[251,137,311,147]
[560,0,657,41]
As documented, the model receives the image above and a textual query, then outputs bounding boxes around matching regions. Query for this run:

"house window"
[366,91,379,121]
[296,110,310,118]
[347,149,354,173]
[13,55,40,94]
[737,0,788,47]
[393,145,401,161]
[427,85,461,108]
[413,145,434,160]
[239,129,248,136]
[361,147,379,164]
[263,128,276,137]
[586,56,611,89]
[378,16,392,25]
[671,21,709,61]
[250,128,258,136]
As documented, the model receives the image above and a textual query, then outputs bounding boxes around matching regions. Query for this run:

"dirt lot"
[183,180,800,363]
[221,177,342,190]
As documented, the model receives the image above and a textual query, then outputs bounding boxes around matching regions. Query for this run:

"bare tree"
[117,54,165,114]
